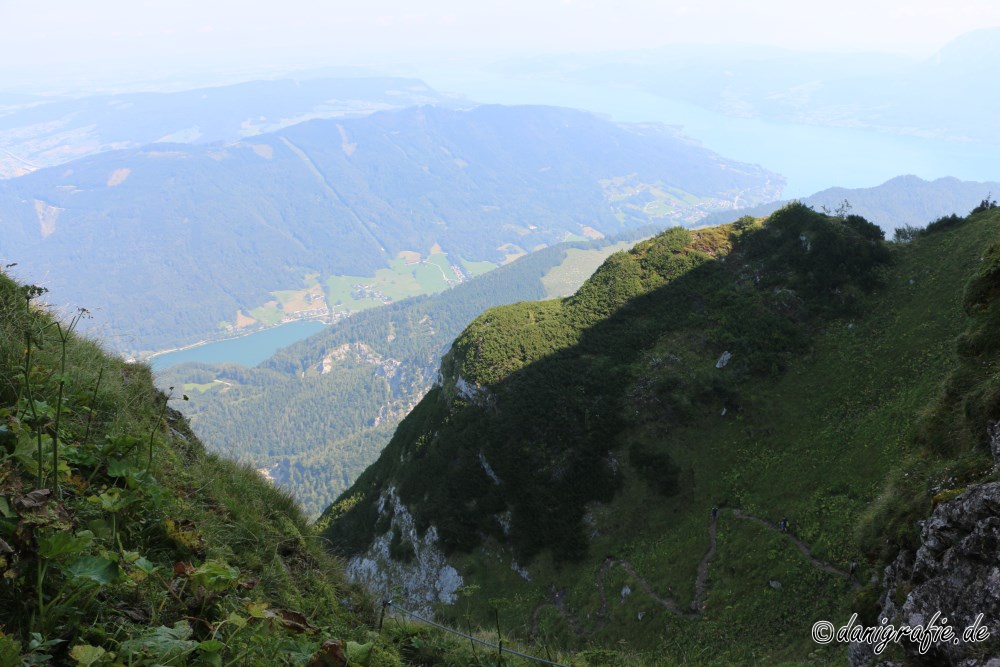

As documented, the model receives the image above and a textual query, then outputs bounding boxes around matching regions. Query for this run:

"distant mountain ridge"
[698,175,1000,231]
[0,76,452,177]
[0,104,782,354]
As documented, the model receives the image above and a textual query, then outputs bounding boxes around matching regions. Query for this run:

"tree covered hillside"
[0,105,782,355]
[327,205,891,560]
[159,229,652,517]
[325,202,1000,664]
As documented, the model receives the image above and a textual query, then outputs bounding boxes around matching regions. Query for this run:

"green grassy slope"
[325,203,1000,665]
[0,271,412,665]
[0,266,687,667]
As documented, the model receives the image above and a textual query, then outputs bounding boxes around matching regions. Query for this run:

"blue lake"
[149,320,327,371]
[425,70,1000,198]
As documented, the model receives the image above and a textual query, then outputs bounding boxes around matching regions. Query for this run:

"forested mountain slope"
[159,229,652,517]
[0,104,782,355]
[325,202,1000,665]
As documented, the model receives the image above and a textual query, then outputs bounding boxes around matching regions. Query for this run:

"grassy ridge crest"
[325,203,1000,663]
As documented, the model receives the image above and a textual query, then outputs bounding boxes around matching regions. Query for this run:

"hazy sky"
[5,0,1000,88]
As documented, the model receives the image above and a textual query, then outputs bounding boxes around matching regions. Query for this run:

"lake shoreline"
[145,318,330,371]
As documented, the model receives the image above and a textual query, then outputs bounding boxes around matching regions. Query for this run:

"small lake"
[148,320,327,371]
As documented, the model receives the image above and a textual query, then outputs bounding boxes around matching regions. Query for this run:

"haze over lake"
[422,69,995,197]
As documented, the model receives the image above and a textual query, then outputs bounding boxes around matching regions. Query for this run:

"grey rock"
[478,451,502,485]
[346,486,463,618]
[989,421,1000,467]
[850,482,1000,666]
[510,560,531,581]
[455,375,485,402]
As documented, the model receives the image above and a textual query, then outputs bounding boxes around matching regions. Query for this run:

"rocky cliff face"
[851,482,1000,666]
[345,487,463,617]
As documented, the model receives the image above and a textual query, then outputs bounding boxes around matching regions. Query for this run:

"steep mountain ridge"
[161,176,991,521]
[325,203,1000,664]
[158,229,652,517]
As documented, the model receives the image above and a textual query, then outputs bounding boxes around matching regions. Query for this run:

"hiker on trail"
[779,517,789,533]
[850,559,858,578]
[711,506,719,519]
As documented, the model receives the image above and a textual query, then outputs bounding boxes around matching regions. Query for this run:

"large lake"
[148,320,327,371]
[424,70,999,198]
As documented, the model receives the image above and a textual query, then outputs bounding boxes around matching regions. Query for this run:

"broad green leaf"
[346,641,374,667]
[106,459,134,478]
[133,556,158,575]
[0,634,21,667]
[87,488,129,512]
[63,444,98,467]
[66,556,122,585]
[226,612,247,629]
[245,600,268,619]
[69,644,107,666]
[275,637,318,663]
[195,645,223,667]
[101,434,140,458]
[13,434,39,475]
[197,640,224,653]
[0,497,14,519]
[120,622,197,662]
[85,519,113,541]
[190,561,240,592]
[30,400,52,417]
[124,469,157,491]
[38,531,94,559]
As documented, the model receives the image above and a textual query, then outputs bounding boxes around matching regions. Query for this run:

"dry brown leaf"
[306,639,347,667]
[274,608,318,634]
[14,489,50,510]
[172,561,195,577]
